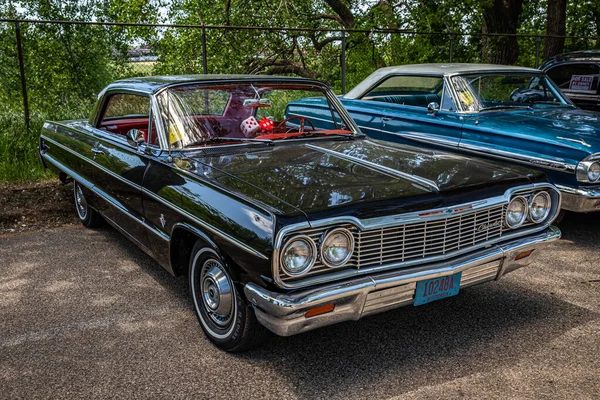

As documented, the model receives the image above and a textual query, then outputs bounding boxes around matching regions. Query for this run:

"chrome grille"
[280,205,507,283]
[356,205,506,268]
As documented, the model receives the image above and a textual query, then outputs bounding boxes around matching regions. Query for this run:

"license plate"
[414,272,462,306]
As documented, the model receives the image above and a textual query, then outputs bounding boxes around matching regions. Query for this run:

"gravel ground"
[0,213,599,399]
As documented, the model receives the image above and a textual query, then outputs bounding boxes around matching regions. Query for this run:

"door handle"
[382,117,392,122]
[91,147,104,155]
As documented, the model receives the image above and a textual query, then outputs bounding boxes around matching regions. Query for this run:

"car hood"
[185,138,539,221]
[476,107,600,154]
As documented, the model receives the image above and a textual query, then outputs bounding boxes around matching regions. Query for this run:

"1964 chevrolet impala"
[291,64,600,214]
[39,75,561,352]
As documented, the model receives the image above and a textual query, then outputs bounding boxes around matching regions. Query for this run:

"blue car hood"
[476,108,600,154]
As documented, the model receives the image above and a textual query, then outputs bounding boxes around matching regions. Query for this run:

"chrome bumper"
[557,184,600,213]
[244,226,561,337]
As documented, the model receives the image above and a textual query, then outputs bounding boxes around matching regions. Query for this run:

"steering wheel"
[276,116,315,134]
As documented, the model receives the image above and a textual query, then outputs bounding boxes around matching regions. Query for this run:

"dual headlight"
[505,191,552,229]
[281,228,354,277]
[576,160,600,183]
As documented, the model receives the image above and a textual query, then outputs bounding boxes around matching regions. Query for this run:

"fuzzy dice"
[240,116,261,136]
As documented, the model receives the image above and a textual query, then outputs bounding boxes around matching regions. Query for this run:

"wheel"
[73,181,103,228]
[189,242,268,352]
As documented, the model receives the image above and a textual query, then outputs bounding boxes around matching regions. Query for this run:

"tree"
[481,0,524,65]
[544,0,567,59]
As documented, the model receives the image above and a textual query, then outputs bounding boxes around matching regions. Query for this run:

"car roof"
[541,50,600,69]
[102,74,327,95]
[344,63,542,99]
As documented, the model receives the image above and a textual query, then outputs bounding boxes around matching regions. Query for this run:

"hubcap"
[75,184,87,219]
[200,259,233,327]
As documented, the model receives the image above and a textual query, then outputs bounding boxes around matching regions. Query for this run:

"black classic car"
[39,75,561,352]
[541,50,600,112]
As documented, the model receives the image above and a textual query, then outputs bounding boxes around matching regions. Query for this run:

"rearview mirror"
[427,102,440,115]
[126,129,145,147]
[243,98,271,108]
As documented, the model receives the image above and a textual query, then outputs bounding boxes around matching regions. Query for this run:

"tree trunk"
[544,0,567,59]
[481,0,524,65]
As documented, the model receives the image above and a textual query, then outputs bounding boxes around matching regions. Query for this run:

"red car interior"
[99,117,159,146]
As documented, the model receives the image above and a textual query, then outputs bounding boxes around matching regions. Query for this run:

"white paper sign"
[569,75,595,91]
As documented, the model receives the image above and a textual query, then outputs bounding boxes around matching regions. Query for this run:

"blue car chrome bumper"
[556,184,600,213]
[244,226,561,337]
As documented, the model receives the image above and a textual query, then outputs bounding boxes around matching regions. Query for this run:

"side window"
[98,94,156,145]
[362,75,444,109]
[546,64,599,93]
[440,85,456,112]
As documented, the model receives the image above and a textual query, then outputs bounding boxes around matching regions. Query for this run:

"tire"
[188,242,268,352]
[553,209,566,225]
[73,181,103,228]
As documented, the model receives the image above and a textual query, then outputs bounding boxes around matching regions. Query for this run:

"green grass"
[0,106,90,183]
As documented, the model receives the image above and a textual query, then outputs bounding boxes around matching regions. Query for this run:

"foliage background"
[0,0,598,181]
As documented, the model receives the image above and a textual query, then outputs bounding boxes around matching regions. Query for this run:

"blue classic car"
[290,64,600,214]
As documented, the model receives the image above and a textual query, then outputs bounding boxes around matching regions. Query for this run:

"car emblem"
[159,214,166,228]
[476,220,502,232]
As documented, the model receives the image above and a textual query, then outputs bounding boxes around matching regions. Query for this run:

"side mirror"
[427,102,440,115]
[126,129,145,147]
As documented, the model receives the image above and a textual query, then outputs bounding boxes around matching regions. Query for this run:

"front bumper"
[557,184,600,213]
[244,226,561,337]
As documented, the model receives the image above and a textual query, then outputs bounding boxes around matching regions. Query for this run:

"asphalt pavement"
[1,214,599,399]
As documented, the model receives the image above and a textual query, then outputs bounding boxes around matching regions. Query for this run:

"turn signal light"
[515,249,534,261]
[305,303,335,318]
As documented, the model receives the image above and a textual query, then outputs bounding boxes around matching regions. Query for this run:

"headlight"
[281,236,316,276]
[588,162,600,182]
[320,228,354,267]
[506,196,528,228]
[529,191,552,223]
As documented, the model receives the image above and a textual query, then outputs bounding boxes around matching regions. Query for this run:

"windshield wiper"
[187,136,274,147]
[479,105,531,112]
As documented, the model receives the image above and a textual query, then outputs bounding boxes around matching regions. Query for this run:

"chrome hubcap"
[75,184,87,219]
[200,259,233,327]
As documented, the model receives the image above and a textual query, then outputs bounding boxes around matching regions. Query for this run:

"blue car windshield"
[451,73,574,112]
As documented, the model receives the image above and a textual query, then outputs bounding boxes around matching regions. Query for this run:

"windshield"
[451,73,573,112]
[156,83,353,149]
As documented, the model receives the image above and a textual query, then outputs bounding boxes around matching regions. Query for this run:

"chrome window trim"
[271,183,560,289]
[446,71,573,113]
[305,143,440,192]
[152,81,362,152]
[91,88,154,127]
[440,76,457,112]
[41,134,269,260]
[352,72,446,100]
